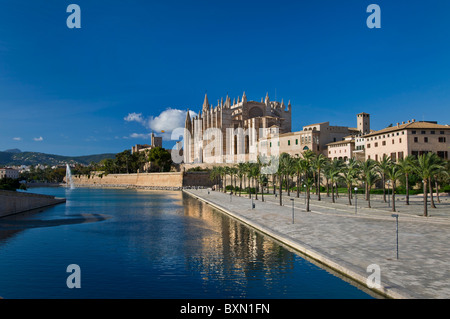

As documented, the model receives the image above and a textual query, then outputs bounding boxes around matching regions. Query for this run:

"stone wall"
[71,171,213,189]
[0,190,66,218]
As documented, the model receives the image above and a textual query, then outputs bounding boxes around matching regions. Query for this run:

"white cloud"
[13,137,22,141]
[129,133,152,139]
[124,112,145,125]
[33,136,44,142]
[124,108,195,141]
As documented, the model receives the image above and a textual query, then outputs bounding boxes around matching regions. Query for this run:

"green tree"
[148,147,172,172]
[376,156,393,202]
[313,154,327,201]
[386,164,404,212]
[365,170,379,208]
[397,155,416,205]
[414,153,444,217]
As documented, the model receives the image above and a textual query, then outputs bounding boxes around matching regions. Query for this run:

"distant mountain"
[4,148,22,153]
[0,150,116,166]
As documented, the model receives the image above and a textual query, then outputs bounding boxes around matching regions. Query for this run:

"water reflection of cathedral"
[182,193,295,292]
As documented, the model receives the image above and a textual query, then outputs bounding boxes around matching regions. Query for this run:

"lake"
[0,187,375,299]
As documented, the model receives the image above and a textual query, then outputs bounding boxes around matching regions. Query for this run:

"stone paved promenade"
[183,188,450,299]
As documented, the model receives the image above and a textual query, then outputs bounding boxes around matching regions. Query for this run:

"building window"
[270,142,272,147]
[421,131,426,134]
[412,131,416,134]
[391,152,397,162]
[431,131,435,135]
[399,138,402,143]
[375,142,378,147]
[439,137,446,143]
[437,151,448,159]
[295,139,298,145]
[392,139,395,144]
[440,131,445,135]
[367,143,371,148]
[398,151,404,160]
[288,140,290,146]
[424,137,428,143]
[414,137,418,143]
[382,141,386,146]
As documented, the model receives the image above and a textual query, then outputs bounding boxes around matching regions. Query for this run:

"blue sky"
[1,0,449,156]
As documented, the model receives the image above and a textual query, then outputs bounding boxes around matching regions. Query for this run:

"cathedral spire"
[185,109,191,129]
[202,93,209,112]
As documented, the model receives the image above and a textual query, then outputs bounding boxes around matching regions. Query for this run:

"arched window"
[303,146,309,150]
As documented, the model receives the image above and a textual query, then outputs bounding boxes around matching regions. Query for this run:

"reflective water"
[0,187,375,299]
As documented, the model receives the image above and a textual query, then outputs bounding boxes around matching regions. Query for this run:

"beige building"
[131,132,163,154]
[259,113,368,159]
[0,167,19,179]
[363,120,449,161]
[326,136,355,162]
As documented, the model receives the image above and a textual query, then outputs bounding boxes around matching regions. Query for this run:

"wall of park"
[0,190,66,218]
[70,171,213,189]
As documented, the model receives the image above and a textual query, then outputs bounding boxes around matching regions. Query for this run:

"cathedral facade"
[184,92,291,164]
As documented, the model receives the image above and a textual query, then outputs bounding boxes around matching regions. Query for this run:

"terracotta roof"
[326,139,355,146]
[363,121,450,137]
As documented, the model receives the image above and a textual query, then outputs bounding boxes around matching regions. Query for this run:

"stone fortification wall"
[71,171,213,189]
[0,190,66,218]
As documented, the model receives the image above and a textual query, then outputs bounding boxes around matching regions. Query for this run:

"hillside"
[0,150,116,166]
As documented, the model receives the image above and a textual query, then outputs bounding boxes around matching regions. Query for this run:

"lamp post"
[290,198,295,224]
[354,187,358,214]
[392,214,399,259]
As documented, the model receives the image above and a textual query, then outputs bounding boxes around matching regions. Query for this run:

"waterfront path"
[183,189,450,299]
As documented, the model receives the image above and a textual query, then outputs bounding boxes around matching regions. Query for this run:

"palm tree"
[365,170,379,208]
[414,153,444,217]
[322,160,331,197]
[386,164,404,212]
[397,155,416,205]
[313,154,327,201]
[236,163,246,196]
[340,158,360,205]
[277,153,291,206]
[376,156,392,203]
[360,159,376,200]
[329,159,343,203]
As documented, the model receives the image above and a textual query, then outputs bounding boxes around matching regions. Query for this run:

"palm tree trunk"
[317,169,321,201]
[348,186,352,205]
[261,182,264,202]
[382,175,386,202]
[368,186,371,208]
[306,188,310,212]
[423,180,428,217]
[326,178,330,197]
[296,173,300,198]
[429,177,436,208]
[279,174,282,206]
[435,178,440,203]
[392,181,396,212]
[405,173,410,205]
[239,178,242,196]
[331,182,335,203]
[255,179,258,200]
